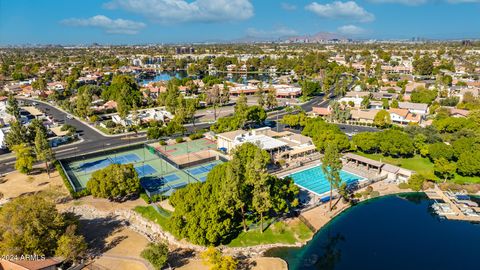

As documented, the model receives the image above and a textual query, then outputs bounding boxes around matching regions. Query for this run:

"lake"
[138,71,279,85]
[266,193,480,270]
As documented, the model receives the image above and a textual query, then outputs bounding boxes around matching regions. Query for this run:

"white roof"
[233,134,287,150]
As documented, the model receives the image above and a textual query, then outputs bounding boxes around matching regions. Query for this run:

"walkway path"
[95,254,153,270]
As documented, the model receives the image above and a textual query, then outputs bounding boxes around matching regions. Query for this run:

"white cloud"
[368,0,428,5]
[306,1,375,22]
[281,2,297,10]
[337,25,366,35]
[62,15,145,34]
[246,27,297,38]
[104,0,254,24]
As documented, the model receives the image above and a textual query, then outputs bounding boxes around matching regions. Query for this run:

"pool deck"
[276,161,369,197]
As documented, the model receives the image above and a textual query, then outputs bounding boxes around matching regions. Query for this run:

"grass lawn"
[133,205,171,230]
[355,152,480,184]
[227,219,313,247]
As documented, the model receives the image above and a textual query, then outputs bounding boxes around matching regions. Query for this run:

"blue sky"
[0,0,479,44]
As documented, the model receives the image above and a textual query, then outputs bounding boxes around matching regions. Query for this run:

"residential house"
[350,109,379,124]
[388,108,421,125]
[0,258,62,270]
[369,101,383,110]
[449,108,470,118]
[312,107,331,117]
[398,102,428,115]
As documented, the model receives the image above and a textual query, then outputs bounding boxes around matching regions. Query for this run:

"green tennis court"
[61,145,195,193]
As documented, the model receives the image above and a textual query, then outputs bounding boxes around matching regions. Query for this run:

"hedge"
[54,161,90,199]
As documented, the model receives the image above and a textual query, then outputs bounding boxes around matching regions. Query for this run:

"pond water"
[266,193,480,270]
[138,71,278,85]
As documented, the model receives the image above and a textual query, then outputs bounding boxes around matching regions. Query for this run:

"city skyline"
[1,0,480,45]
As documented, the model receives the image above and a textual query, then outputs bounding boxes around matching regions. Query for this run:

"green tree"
[32,77,47,90]
[377,130,415,157]
[206,85,223,121]
[411,87,437,104]
[255,84,265,107]
[5,120,28,149]
[321,144,343,211]
[12,143,34,174]
[87,164,140,200]
[201,247,238,270]
[265,86,278,109]
[75,86,94,118]
[433,158,456,182]
[234,93,248,121]
[427,142,454,162]
[303,118,350,153]
[373,110,391,128]
[391,99,399,108]
[141,242,169,270]
[0,195,84,257]
[407,174,425,191]
[34,127,55,177]
[352,132,377,153]
[55,225,87,263]
[6,94,20,121]
[301,80,322,98]
[360,95,370,109]
[251,175,272,233]
[457,151,480,176]
[413,56,434,75]
[246,105,266,126]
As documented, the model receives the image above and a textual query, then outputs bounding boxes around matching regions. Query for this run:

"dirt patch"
[94,257,147,270]
[91,228,151,270]
[0,169,68,200]
[250,257,288,270]
[176,257,287,270]
[57,195,147,212]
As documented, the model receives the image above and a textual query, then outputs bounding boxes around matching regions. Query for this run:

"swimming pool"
[288,165,362,196]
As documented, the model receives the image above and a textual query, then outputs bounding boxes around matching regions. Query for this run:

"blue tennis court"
[162,173,180,183]
[140,178,163,193]
[135,164,157,177]
[77,158,112,173]
[110,153,141,164]
[186,162,218,175]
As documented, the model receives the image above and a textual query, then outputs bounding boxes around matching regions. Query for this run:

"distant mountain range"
[230,32,350,44]
[282,32,349,43]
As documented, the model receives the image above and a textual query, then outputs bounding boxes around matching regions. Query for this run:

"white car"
[66,114,74,119]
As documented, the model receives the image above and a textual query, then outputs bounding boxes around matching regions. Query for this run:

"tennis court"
[185,160,223,182]
[61,144,197,196]
[153,138,217,157]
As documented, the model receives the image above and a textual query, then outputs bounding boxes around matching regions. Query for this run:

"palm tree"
[321,144,343,211]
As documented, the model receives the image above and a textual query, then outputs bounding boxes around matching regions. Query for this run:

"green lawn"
[134,205,314,247]
[133,205,172,230]
[227,220,313,247]
[355,152,480,184]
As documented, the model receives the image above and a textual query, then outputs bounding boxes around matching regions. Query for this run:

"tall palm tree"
[321,144,343,211]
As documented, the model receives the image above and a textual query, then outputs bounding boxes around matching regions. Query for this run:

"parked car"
[66,114,74,119]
